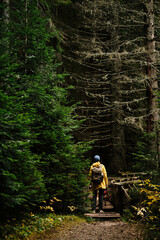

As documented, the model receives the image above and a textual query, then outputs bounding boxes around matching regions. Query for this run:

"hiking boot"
[99,210,104,213]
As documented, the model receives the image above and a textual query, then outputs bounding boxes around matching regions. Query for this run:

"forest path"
[47,219,142,240]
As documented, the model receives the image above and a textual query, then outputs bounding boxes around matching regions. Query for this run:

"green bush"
[0,0,91,223]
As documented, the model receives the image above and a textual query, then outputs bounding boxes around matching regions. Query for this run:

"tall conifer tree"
[0,0,90,218]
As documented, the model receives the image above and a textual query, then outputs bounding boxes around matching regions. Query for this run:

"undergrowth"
[122,179,160,240]
[0,213,87,240]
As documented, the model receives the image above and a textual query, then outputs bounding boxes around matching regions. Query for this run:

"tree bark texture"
[146,0,159,133]
[3,0,10,24]
[145,0,160,164]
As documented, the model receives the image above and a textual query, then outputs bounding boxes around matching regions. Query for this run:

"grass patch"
[1,213,87,240]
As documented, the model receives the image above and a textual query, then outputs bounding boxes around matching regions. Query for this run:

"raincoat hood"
[92,161,101,168]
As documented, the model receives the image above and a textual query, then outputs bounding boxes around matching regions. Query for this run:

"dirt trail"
[49,219,142,240]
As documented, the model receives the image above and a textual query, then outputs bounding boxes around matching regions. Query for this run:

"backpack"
[92,164,103,183]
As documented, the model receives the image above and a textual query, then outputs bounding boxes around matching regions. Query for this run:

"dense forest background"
[53,0,160,173]
[0,0,160,223]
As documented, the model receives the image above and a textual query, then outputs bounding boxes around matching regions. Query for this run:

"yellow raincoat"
[89,161,108,191]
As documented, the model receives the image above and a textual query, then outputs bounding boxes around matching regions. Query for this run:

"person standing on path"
[89,155,108,213]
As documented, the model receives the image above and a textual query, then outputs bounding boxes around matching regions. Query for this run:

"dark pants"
[92,188,104,211]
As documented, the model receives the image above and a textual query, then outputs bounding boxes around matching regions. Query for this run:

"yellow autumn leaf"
[53,197,62,202]
[68,205,77,212]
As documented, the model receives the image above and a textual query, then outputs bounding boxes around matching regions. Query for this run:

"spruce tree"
[0,1,46,217]
[0,0,90,219]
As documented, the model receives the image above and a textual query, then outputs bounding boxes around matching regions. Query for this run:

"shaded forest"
[52,0,160,173]
[0,0,160,235]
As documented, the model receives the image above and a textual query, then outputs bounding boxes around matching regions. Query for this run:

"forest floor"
[31,217,143,240]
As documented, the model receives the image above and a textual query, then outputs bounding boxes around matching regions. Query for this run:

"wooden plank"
[111,179,141,186]
[120,172,148,177]
[121,186,131,202]
[96,201,114,210]
[84,212,121,218]
[103,201,114,210]
[111,177,140,183]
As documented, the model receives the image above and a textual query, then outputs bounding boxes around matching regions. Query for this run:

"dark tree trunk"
[109,1,126,173]
[145,0,160,165]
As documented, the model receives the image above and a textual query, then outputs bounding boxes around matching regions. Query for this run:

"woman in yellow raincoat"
[89,155,108,213]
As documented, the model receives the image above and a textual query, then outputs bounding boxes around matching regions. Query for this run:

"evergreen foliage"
[132,132,159,181]
[0,0,159,226]
[0,19,45,212]
[0,0,90,221]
